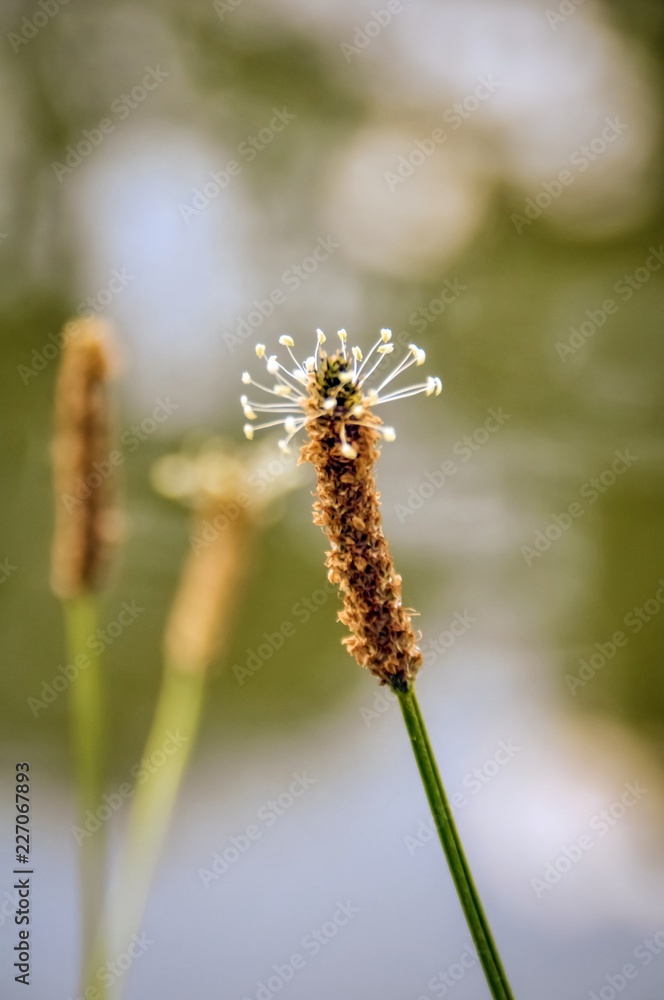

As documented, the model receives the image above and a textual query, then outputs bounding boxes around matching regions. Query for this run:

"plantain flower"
[240,329,441,689]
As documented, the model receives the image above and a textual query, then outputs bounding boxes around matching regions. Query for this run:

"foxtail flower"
[240,328,441,689]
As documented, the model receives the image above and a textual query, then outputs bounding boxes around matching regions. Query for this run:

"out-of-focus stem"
[65,594,107,1000]
[109,512,253,998]
[107,665,204,968]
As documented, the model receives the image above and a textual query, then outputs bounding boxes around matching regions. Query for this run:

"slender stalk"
[396,686,516,1000]
[107,664,204,995]
[64,595,107,999]
[105,504,253,998]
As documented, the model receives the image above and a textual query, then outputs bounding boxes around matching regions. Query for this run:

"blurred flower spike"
[151,437,304,674]
[151,435,304,521]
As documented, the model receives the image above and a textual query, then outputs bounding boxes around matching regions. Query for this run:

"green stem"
[108,664,205,998]
[64,595,107,999]
[396,686,516,1000]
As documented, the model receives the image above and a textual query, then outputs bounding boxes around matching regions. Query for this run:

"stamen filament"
[375,350,420,392]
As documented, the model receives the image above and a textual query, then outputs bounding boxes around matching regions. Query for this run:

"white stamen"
[266,356,308,394]
[244,374,303,400]
[372,383,434,404]
[361,344,394,385]
[375,343,422,393]
[241,327,441,454]
[315,331,325,367]
[250,417,297,432]
[339,424,357,460]
[242,402,301,412]
[278,335,307,376]
[356,333,385,379]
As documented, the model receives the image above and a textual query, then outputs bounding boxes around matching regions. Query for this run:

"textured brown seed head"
[51,317,119,600]
[299,351,422,689]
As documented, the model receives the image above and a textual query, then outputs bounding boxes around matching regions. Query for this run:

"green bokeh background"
[1,2,664,998]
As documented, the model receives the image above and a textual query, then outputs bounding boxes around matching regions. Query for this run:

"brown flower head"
[51,317,119,600]
[240,329,441,690]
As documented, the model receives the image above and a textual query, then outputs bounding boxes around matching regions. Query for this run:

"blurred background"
[1,0,664,997]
